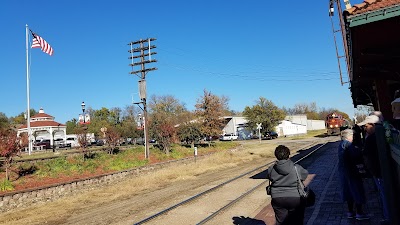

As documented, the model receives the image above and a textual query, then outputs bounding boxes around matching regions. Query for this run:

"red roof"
[31,113,53,118]
[346,0,400,15]
[20,121,66,129]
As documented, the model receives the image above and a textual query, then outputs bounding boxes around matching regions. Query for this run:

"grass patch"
[0,179,14,191]
[1,141,247,192]
[285,129,326,140]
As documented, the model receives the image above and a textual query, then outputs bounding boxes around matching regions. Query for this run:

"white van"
[65,135,79,147]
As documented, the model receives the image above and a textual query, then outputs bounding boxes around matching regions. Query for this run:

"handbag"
[294,165,315,207]
[266,182,272,195]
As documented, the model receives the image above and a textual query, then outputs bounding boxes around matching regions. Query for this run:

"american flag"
[30,30,54,56]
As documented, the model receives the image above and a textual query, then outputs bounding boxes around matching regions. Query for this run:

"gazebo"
[17,108,67,148]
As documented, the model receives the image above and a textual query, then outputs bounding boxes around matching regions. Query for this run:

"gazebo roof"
[19,108,65,130]
[20,121,66,129]
[31,112,54,119]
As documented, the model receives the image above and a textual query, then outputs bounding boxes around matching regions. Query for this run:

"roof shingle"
[20,121,66,129]
[345,0,400,15]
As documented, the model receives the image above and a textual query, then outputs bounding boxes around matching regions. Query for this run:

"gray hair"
[340,129,353,141]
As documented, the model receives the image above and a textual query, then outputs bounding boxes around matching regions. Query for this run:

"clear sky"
[0,0,356,123]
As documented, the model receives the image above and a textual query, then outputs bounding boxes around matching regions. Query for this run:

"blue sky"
[0,0,356,123]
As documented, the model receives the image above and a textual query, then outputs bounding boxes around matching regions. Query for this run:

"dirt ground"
[0,138,320,225]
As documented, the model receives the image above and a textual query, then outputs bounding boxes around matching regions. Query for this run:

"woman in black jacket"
[266,145,309,225]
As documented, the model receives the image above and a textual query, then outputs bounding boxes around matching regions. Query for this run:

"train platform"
[246,141,385,225]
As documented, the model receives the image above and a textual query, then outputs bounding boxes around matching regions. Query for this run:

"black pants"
[271,197,305,225]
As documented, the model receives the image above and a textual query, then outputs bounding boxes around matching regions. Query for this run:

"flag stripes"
[30,30,54,56]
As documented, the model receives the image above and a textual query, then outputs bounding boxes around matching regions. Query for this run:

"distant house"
[285,114,326,131]
[221,115,309,139]
[275,120,307,137]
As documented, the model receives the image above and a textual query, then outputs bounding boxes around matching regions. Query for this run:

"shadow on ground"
[232,216,267,225]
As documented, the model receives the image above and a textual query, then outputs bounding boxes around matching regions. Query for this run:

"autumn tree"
[319,107,351,121]
[243,97,286,134]
[105,126,121,154]
[0,129,21,180]
[75,126,89,159]
[284,102,319,120]
[9,109,37,128]
[149,95,187,155]
[195,90,227,140]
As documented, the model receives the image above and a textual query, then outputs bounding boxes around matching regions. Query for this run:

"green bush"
[0,179,14,191]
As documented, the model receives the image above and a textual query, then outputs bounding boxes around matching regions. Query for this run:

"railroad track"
[133,138,332,225]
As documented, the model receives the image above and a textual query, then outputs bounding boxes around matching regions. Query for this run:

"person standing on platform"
[338,129,369,220]
[266,145,308,225]
[358,115,390,224]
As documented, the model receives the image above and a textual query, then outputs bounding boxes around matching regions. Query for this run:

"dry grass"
[0,141,280,224]
[0,139,313,225]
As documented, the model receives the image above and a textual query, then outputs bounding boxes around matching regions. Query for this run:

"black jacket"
[266,159,308,198]
[363,133,381,178]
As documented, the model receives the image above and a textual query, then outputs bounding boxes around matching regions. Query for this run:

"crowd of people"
[336,110,394,225]
[265,109,397,225]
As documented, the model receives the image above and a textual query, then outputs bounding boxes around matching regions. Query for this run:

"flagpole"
[26,24,32,155]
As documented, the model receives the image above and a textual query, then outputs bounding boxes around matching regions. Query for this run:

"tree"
[65,118,78,134]
[243,97,286,134]
[285,102,319,120]
[177,122,202,148]
[0,129,21,180]
[75,126,89,160]
[319,107,351,121]
[195,90,226,139]
[354,105,373,123]
[0,112,10,131]
[105,126,121,154]
[119,105,141,140]
[148,95,186,155]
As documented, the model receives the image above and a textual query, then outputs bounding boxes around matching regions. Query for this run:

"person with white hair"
[338,129,369,220]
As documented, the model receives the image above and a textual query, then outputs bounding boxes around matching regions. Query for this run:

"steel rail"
[132,140,322,225]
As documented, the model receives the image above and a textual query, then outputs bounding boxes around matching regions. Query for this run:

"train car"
[325,112,346,136]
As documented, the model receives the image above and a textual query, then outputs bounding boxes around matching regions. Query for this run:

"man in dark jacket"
[266,145,308,225]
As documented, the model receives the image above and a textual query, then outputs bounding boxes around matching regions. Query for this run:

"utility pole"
[128,38,157,159]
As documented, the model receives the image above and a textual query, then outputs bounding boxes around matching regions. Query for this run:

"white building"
[222,116,308,139]
[285,114,326,131]
[306,120,326,130]
[275,120,307,137]
[285,114,307,126]
[221,116,247,135]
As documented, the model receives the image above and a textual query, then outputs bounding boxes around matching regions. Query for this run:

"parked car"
[96,139,105,146]
[264,131,278,140]
[54,138,71,148]
[219,134,239,141]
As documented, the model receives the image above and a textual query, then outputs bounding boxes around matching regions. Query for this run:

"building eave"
[347,4,400,27]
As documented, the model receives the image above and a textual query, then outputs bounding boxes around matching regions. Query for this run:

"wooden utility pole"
[128,38,157,159]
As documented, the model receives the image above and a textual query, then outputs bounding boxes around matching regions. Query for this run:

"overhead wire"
[156,46,341,82]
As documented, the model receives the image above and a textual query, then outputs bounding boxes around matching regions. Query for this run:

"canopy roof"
[343,0,400,111]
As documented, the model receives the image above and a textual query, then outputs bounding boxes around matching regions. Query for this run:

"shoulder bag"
[294,165,315,207]
[266,167,272,195]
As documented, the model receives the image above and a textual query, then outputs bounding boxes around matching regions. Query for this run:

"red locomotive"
[325,112,346,135]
